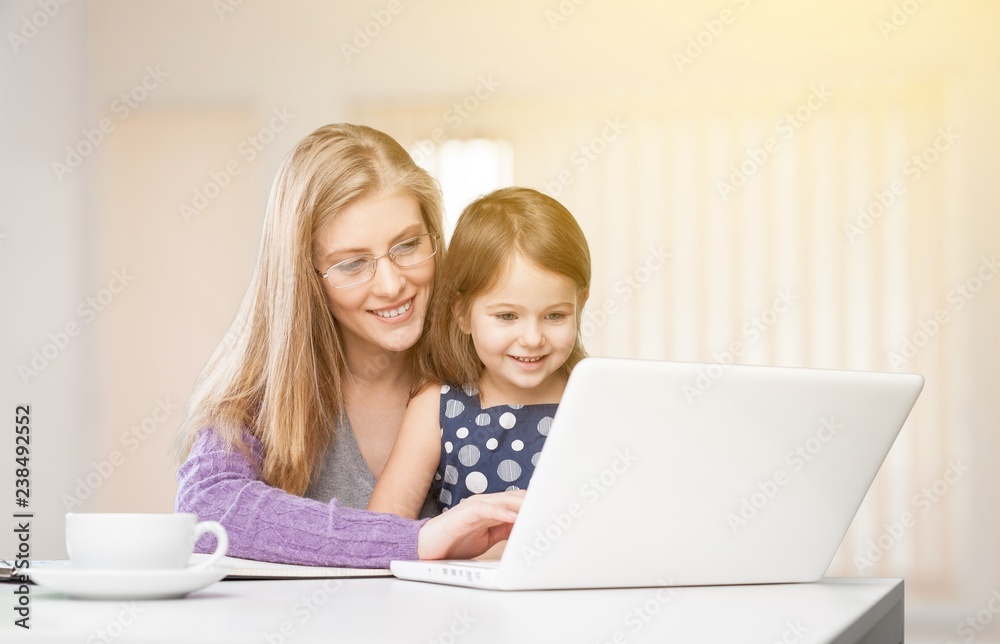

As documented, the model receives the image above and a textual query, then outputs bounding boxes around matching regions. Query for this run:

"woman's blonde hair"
[175,123,444,495]
[425,187,591,389]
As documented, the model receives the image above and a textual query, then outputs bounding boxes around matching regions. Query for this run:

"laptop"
[390,357,923,590]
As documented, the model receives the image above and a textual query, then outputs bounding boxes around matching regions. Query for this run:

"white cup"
[65,512,228,571]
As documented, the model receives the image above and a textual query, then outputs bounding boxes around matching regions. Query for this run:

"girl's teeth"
[514,356,542,362]
[374,299,412,318]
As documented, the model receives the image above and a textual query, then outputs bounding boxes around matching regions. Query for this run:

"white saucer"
[27,564,228,600]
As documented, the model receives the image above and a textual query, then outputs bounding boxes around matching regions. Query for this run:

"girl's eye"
[546,312,567,321]
[496,313,516,321]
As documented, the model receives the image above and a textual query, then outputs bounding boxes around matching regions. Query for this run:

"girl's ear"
[577,288,590,309]
[452,298,471,334]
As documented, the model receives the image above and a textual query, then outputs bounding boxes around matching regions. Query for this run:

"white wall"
[1,0,92,575]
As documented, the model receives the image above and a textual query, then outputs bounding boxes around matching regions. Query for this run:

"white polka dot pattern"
[458,444,481,467]
[444,399,465,418]
[465,472,488,494]
[435,383,556,510]
[497,459,522,482]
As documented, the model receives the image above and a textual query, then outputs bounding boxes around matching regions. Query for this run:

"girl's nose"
[518,320,543,347]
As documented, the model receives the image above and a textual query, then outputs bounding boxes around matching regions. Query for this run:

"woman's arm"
[368,384,442,519]
[175,427,425,568]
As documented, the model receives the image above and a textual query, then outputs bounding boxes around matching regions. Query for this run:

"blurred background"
[1,1,997,640]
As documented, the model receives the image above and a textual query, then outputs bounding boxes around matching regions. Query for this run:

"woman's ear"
[452,298,471,334]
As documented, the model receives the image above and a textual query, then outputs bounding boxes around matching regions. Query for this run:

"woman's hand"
[416,490,525,560]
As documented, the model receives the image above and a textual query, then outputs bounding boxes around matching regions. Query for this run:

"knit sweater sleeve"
[174,427,426,568]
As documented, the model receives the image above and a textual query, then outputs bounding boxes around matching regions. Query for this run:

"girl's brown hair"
[424,187,591,389]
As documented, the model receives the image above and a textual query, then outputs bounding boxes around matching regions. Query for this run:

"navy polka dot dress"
[435,383,556,511]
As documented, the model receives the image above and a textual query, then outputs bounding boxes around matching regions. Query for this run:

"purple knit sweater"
[174,428,426,568]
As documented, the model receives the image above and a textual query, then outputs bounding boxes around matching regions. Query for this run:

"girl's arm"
[368,383,442,519]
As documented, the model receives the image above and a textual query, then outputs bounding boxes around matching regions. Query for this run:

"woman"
[174,123,521,567]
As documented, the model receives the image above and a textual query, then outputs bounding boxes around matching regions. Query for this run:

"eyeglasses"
[318,233,439,289]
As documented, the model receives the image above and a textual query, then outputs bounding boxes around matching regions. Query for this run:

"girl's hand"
[416,490,525,560]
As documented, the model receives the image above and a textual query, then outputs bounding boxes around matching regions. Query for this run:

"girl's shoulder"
[441,385,558,424]
[439,381,484,422]
[439,381,480,401]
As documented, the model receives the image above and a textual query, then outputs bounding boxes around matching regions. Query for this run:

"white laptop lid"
[485,357,923,590]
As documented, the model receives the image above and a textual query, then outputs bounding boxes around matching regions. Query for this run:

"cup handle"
[188,520,229,570]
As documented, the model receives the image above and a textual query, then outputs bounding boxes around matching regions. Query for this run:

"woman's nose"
[369,256,405,298]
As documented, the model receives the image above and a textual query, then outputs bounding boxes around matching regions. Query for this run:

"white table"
[2,576,901,643]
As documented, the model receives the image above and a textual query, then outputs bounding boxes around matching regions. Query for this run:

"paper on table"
[1,557,391,581]
[192,554,393,580]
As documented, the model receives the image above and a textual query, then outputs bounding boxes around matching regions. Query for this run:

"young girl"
[368,187,591,518]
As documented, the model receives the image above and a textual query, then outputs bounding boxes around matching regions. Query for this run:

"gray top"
[305,414,440,519]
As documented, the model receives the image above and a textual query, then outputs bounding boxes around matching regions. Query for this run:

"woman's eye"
[334,258,370,275]
[393,238,420,255]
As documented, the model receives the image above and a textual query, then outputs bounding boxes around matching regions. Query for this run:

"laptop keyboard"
[442,560,500,569]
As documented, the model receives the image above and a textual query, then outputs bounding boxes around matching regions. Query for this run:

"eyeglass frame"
[316,232,440,289]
